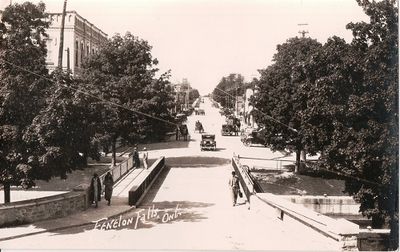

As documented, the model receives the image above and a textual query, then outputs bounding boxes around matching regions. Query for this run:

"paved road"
[0,98,339,250]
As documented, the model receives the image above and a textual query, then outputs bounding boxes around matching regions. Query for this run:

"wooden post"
[57,0,67,69]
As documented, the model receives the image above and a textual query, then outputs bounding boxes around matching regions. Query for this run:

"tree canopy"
[0,2,51,201]
[0,3,96,202]
[252,0,398,246]
[80,33,175,164]
[212,73,245,109]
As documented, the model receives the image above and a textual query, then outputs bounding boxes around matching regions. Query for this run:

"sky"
[1,0,369,94]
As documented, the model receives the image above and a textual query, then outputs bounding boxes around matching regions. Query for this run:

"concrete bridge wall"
[129,156,165,207]
[0,189,88,227]
[0,155,136,228]
[280,195,361,216]
[232,156,360,251]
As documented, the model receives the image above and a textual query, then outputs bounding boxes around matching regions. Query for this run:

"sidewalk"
[0,168,143,243]
[0,160,161,242]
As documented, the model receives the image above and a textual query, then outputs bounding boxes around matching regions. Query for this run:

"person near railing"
[104,172,114,206]
[89,173,102,208]
[143,147,149,169]
[229,171,240,206]
[133,146,140,168]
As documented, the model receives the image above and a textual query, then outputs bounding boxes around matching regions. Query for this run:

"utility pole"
[298,23,309,38]
[235,82,238,116]
[58,0,67,70]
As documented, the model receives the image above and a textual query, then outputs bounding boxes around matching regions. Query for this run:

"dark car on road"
[241,128,268,147]
[200,134,216,151]
[221,124,238,136]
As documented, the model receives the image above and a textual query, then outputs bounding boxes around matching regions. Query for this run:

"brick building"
[45,11,108,75]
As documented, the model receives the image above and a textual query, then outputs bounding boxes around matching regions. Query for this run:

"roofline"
[47,10,108,38]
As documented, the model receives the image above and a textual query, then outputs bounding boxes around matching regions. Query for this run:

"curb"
[0,206,137,242]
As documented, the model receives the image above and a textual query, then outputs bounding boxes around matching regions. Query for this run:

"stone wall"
[0,155,135,228]
[0,188,88,227]
[357,229,391,251]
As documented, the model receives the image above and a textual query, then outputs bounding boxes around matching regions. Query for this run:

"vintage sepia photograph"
[0,0,398,251]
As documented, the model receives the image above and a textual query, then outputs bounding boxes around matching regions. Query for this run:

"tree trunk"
[111,138,117,167]
[301,150,306,162]
[3,183,10,203]
[295,149,301,173]
[83,152,88,166]
[300,150,307,173]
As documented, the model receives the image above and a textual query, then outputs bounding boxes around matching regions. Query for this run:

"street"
[0,98,339,250]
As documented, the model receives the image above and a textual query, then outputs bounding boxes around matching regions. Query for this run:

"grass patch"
[21,156,126,191]
[253,172,347,196]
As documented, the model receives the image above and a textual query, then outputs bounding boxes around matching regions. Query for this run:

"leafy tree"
[252,37,322,172]
[212,73,245,109]
[255,0,398,246]
[299,36,357,156]
[0,2,50,202]
[325,0,397,246]
[189,88,200,104]
[80,33,175,165]
[24,70,101,181]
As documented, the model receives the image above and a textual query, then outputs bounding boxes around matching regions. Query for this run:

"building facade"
[45,11,108,75]
[244,88,257,128]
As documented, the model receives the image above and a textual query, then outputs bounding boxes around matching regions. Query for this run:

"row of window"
[74,40,98,67]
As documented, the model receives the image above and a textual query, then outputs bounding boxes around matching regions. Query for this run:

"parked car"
[221,124,238,136]
[200,134,216,151]
[241,128,268,147]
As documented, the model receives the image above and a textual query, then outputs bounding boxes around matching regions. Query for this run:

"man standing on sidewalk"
[228,171,240,206]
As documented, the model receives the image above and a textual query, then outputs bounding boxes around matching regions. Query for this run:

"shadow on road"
[49,199,213,235]
[134,139,193,152]
[166,156,230,168]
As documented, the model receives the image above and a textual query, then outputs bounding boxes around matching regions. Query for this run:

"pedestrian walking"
[103,172,114,206]
[133,146,140,168]
[89,173,101,208]
[143,147,148,169]
[228,171,240,206]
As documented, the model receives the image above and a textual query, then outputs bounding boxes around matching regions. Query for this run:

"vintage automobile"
[221,124,238,136]
[241,128,268,147]
[200,134,216,151]
[195,120,204,133]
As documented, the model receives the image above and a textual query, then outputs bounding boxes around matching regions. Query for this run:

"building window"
[75,41,79,67]
[87,44,89,56]
[81,42,84,63]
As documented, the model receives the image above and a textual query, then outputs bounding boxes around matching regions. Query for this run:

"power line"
[213,86,236,99]
[254,109,298,133]
[213,87,298,133]
[1,59,179,127]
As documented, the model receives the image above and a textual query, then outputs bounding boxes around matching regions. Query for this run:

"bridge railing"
[98,155,135,193]
[231,155,256,201]
[128,156,165,207]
